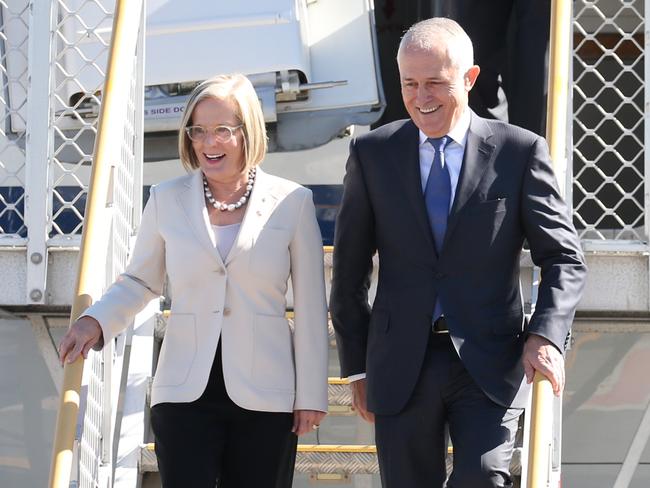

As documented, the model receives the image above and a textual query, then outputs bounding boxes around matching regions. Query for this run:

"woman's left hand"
[292,409,326,436]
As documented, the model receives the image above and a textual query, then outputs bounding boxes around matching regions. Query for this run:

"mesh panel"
[79,351,104,488]
[50,0,112,238]
[573,0,646,242]
[0,1,29,237]
[51,3,114,483]
[107,43,138,282]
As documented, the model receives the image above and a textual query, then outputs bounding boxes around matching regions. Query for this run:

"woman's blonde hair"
[178,74,267,172]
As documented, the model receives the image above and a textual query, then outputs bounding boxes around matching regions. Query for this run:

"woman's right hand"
[58,316,103,364]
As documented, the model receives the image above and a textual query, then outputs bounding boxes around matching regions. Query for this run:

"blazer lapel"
[178,170,226,266]
[394,121,437,254]
[224,168,280,265]
[444,113,495,248]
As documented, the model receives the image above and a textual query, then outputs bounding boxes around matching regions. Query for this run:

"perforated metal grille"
[573,0,646,243]
[0,1,29,237]
[51,3,115,485]
[78,350,104,488]
[50,0,112,238]
[105,30,140,283]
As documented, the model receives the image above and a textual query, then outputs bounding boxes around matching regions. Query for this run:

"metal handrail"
[527,372,556,487]
[526,0,572,487]
[546,0,572,197]
[48,0,145,486]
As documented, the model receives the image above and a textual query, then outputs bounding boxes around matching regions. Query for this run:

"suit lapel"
[444,113,495,249]
[224,168,280,265]
[178,170,226,266]
[394,121,437,254]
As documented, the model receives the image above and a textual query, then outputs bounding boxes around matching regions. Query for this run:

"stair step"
[327,377,352,411]
[138,443,383,475]
[139,443,521,476]
[295,445,378,475]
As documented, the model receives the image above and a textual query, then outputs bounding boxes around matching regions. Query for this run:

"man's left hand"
[522,334,565,396]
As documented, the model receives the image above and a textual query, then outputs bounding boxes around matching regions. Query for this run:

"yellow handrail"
[527,372,555,487]
[546,0,572,197]
[48,0,144,486]
[527,0,572,486]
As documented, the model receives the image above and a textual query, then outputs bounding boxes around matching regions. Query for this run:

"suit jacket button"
[223,308,231,317]
[216,268,225,275]
[435,272,445,279]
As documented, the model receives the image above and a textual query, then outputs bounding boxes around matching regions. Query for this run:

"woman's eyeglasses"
[185,124,242,143]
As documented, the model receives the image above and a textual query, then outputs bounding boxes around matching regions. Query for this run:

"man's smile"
[418,105,442,114]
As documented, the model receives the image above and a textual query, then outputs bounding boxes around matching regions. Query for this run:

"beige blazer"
[85,168,329,412]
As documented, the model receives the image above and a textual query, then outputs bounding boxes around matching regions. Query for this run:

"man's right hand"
[350,378,375,423]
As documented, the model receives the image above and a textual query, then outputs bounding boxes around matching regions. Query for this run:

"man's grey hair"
[397,18,474,73]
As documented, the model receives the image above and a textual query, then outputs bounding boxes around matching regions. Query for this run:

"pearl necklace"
[203,168,256,212]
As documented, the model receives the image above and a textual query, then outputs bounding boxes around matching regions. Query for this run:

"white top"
[211,223,241,260]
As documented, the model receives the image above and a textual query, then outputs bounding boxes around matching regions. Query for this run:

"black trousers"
[454,0,551,136]
[374,333,523,488]
[150,342,297,488]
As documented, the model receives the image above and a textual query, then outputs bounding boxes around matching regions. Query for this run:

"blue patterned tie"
[424,136,450,320]
[425,136,450,253]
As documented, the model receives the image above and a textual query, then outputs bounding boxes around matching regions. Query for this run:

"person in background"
[454,0,551,135]
[330,18,586,487]
[59,73,329,488]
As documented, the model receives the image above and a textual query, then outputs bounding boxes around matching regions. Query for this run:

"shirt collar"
[418,108,471,148]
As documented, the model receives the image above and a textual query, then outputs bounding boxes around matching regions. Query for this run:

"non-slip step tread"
[139,443,521,476]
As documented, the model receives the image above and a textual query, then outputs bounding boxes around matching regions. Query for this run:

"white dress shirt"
[347,110,471,383]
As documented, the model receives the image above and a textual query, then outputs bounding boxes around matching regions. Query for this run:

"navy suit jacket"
[330,113,587,413]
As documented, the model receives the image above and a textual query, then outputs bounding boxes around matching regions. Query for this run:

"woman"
[58,74,329,487]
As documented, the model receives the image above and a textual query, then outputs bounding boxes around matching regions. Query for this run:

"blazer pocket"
[250,228,292,281]
[467,198,507,214]
[253,313,295,392]
[154,313,197,387]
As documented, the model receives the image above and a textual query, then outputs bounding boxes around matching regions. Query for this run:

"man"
[330,18,586,488]
[454,0,551,135]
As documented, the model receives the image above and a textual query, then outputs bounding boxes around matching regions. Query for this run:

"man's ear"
[465,65,480,91]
